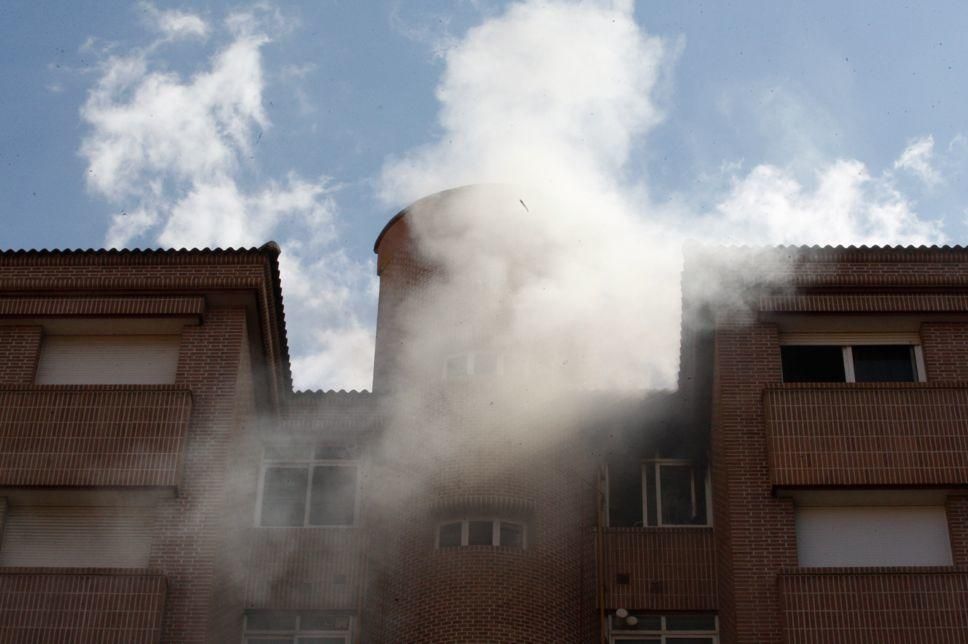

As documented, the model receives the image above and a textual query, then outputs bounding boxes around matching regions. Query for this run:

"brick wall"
[600,527,717,611]
[778,567,968,643]
[0,386,191,486]
[0,568,166,643]
[947,494,968,566]
[150,307,247,642]
[0,326,40,384]
[764,383,968,486]
[711,319,797,643]
[921,322,968,380]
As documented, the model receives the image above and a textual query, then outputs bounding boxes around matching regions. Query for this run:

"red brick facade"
[0,203,967,642]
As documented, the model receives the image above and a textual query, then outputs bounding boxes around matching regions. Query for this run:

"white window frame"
[610,614,718,643]
[243,611,352,643]
[255,452,360,528]
[642,459,712,528]
[434,518,527,549]
[779,333,926,383]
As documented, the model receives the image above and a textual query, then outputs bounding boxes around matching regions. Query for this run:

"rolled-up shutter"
[35,335,180,385]
[0,506,153,568]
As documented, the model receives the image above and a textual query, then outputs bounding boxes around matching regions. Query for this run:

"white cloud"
[713,159,944,246]
[894,135,941,187]
[81,8,374,392]
[141,3,209,41]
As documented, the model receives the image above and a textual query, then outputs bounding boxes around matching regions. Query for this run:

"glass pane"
[468,520,494,545]
[297,638,346,644]
[852,345,916,382]
[611,639,660,643]
[608,462,643,527]
[308,466,357,526]
[261,468,308,526]
[781,346,846,382]
[659,465,700,525]
[665,639,715,644]
[499,522,524,548]
[299,612,351,631]
[438,522,462,547]
[246,610,298,631]
[665,614,717,631]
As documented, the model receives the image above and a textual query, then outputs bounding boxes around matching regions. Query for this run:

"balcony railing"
[0,385,192,487]
[0,568,166,643]
[599,527,717,611]
[779,567,968,643]
[764,383,968,486]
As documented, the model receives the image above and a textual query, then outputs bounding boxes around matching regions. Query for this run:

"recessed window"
[244,610,351,643]
[435,519,526,549]
[780,342,922,383]
[610,613,717,642]
[258,451,358,527]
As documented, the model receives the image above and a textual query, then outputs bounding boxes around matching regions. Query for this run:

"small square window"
[499,521,524,548]
[438,522,462,548]
[468,520,494,545]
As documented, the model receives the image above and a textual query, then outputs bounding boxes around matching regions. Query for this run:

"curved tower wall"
[368,187,598,642]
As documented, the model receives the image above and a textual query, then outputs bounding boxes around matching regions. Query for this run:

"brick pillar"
[711,319,797,643]
[920,322,968,381]
[151,307,247,642]
[947,493,968,565]
[0,326,41,384]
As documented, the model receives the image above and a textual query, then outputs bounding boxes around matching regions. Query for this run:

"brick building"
[0,188,967,642]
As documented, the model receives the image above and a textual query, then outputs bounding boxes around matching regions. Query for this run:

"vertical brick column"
[0,326,41,384]
[151,307,247,642]
[711,319,797,643]
[946,493,968,565]
[920,322,968,380]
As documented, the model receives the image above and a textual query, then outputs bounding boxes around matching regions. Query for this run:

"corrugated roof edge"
[0,241,292,396]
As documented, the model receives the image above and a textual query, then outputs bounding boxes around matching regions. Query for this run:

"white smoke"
[379,0,946,392]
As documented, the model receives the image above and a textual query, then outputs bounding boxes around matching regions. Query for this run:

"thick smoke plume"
[380,0,945,394]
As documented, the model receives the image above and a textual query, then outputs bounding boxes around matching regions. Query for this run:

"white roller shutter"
[35,335,180,385]
[0,506,153,568]
[796,506,953,567]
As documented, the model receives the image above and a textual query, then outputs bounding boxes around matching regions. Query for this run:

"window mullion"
[304,465,313,526]
[493,520,500,546]
[655,463,664,527]
[842,346,856,382]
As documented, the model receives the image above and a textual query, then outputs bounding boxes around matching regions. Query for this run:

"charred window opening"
[608,460,710,527]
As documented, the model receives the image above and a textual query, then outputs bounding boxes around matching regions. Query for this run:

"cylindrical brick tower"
[364,186,600,643]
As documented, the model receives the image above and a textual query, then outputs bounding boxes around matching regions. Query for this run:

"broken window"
[607,460,710,527]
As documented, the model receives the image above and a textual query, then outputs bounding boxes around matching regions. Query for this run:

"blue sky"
[1,1,966,390]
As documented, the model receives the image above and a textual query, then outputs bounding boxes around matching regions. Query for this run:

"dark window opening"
[781,345,845,382]
[309,466,357,526]
[261,468,309,527]
[852,345,916,382]
[468,520,493,545]
[499,521,524,548]
[259,460,358,528]
[438,522,461,548]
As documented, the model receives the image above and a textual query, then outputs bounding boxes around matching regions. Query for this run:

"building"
[0,187,967,642]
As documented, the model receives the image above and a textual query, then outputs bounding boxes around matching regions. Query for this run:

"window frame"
[434,518,527,549]
[242,610,352,643]
[779,334,926,383]
[642,459,712,528]
[443,351,505,380]
[609,613,719,643]
[255,451,360,529]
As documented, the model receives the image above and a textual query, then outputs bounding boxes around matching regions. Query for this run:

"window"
[779,335,924,383]
[243,610,351,643]
[610,613,717,643]
[642,461,710,527]
[796,505,953,567]
[258,448,358,527]
[435,519,526,548]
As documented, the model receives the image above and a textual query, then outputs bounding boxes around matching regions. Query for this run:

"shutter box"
[0,505,153,568]
[35,335,180,385]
